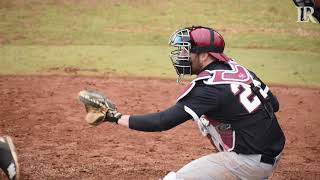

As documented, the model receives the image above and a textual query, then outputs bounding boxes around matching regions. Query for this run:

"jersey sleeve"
[176,83,222,118]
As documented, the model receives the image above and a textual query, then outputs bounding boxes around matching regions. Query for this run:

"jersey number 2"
[230,84,261,113]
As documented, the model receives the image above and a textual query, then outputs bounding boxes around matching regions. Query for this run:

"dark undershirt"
[129,104,191,132]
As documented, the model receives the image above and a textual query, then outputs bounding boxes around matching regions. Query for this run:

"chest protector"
[177,60,266,152]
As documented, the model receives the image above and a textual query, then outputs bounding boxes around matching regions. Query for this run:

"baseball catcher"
[78,26,285,180]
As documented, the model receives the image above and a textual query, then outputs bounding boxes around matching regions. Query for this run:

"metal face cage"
[168,28,192,82]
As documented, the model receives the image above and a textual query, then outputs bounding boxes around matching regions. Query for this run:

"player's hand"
[78,90,122,126]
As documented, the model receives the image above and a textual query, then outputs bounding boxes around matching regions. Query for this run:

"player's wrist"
[105,111,122,124]
[117,115,130,127]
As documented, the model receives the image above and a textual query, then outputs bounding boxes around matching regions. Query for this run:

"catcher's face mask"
[168,28,192,82]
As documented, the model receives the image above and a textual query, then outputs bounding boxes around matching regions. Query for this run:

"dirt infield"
[0,75,319,180]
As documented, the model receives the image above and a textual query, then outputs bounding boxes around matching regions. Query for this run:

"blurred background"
[0,0,319,86]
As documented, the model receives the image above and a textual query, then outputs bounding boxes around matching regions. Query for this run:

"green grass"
[0,0,319,48]
[0,0,319,86]
[1,46,319,86]
[0,45,174,77]
[227,48,320,87]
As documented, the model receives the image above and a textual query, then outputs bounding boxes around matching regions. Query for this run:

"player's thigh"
[176,153,239,180]
[226,153,274,180]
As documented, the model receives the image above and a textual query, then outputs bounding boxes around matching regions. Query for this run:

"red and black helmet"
[169,26,230,80]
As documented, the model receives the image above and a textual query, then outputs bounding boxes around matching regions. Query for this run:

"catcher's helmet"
[168,26,230,80]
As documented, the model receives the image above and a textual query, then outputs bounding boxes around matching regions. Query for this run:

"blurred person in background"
[0,136,19,180]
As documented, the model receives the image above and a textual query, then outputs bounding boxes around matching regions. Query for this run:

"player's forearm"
[118,105,191,132]
[117,113,164,131]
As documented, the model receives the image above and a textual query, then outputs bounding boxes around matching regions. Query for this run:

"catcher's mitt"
[78,90,122,126]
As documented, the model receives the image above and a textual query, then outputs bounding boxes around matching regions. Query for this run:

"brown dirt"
[0,75,319,180]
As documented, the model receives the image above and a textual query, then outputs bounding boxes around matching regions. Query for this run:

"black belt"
[260,155,276,165]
